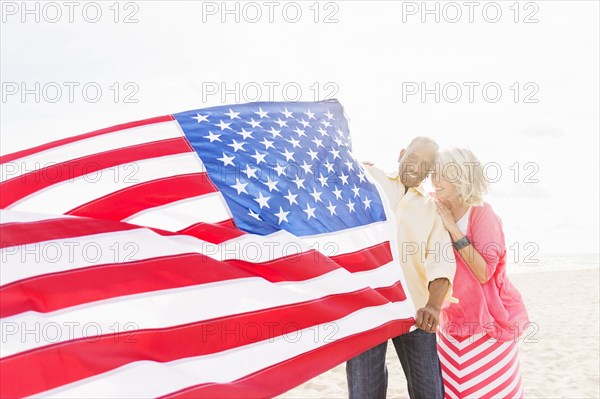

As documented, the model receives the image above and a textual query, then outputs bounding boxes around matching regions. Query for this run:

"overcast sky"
[1,0,598,258]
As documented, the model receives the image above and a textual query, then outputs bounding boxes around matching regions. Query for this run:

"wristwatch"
[453,235,471,250]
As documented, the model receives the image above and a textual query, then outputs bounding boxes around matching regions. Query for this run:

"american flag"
[0,100,415,398]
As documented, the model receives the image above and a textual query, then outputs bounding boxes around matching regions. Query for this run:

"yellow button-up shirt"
[366,165,457,310]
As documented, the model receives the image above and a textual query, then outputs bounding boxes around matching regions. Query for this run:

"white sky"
[1,0,599,257]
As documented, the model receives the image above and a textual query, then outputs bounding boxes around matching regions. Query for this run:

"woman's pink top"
[441,202,529,341]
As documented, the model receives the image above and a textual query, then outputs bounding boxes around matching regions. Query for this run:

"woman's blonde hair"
[435,147,489,206]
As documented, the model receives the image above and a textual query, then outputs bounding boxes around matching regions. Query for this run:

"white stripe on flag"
[1,228,169,285]
[123,192,232,230]
[292,220,394,257]
[1,120,184,182]
[1,220,395,286]
[2,267,403,357]
[0,210,75,224]
[169,219,395,260]
[7,153,205,213]
[352,260,398,288]
[36,302,413,399]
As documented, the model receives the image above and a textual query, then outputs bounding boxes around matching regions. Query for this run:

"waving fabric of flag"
[0,100,415,398]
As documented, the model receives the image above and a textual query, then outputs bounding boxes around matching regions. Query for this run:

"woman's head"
[432,147,488,206]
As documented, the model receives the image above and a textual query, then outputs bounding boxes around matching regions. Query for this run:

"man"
[346,136,456,399]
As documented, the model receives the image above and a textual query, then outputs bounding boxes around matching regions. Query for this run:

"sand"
[278,268,600,398]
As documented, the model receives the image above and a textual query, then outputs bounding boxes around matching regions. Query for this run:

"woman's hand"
[434,199,457,232]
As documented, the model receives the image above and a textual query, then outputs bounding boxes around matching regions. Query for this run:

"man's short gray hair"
[406,136,439,153]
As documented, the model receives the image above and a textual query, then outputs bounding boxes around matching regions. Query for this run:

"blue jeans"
[346,329,444,399]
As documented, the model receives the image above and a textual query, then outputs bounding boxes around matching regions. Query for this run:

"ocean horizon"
[507,252,600,274]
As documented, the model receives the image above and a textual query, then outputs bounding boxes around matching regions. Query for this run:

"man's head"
[397,136,438,187]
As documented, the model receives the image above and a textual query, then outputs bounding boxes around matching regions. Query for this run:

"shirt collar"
[386,170,426,196]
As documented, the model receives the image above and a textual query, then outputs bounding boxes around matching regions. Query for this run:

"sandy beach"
[278,268,600,399]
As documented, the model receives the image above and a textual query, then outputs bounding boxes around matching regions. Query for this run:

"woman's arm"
[446,224,489,283]
[434,200,489,284]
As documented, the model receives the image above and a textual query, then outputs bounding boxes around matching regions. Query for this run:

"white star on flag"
[191,113,209,123]
[274,207,290,224]
[204,131,221,142]
[254,192,271,209]
[215,120,232,130]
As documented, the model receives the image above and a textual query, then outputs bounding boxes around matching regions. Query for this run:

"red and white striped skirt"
[437,331,524,399]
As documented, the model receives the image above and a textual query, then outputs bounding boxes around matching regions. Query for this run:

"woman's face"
[431,166,460,202]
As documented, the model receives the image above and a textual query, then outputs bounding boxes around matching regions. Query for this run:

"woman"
[431,147,529,399]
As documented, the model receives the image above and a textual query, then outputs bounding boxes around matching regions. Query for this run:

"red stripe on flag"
[0,138,193,208]
[160,318,415,399]
[0,217,142,248]
[67,173,218,221]
[0,290,411,398]
[372,281,407,303]
[0,214,233,250]
[0,115,174,164]
[1,241,396,316]
[0,250,340,316]
[176,219,244,243]
[329,241,393,273]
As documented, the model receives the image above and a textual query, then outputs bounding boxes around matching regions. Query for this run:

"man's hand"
[362,161,375,166]
[415,304,440,333]
[416,278,450,333]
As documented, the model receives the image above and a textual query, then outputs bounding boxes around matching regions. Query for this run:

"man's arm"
[415,278,449,333]
[415,209,457,333]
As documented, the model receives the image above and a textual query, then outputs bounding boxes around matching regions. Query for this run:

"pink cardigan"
[440,202,530,341]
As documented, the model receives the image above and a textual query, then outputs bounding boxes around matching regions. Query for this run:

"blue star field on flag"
[174,100,386,236]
